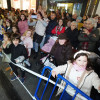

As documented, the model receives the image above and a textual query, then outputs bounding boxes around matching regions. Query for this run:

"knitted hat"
[58,33,67,40]
[76,16,82,22]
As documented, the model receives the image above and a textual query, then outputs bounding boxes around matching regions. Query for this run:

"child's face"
[58,39,66,45]
[75,56,88,68]
[12,39,19,46]
[3,23,6,27]
[4,35,9,41]
[6,21,10,27]
[21,15,25,21]
[12,27,17,33]
[26,31,31,37]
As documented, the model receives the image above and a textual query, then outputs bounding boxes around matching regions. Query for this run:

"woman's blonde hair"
[22,29,33,38]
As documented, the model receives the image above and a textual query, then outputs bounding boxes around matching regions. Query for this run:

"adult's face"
[85,21,94,29]
[72,14,77,19]
[50,13,56,20]
[59,19,63,26]
[71,23,77,30]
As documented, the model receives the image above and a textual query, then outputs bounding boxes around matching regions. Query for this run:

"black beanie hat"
[58,33,67,40]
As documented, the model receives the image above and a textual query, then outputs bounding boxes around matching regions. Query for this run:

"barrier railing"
[34,66,93,100]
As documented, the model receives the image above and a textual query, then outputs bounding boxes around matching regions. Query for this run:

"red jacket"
[51,25,65,36]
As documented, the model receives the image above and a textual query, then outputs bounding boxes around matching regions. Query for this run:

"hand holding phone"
[31,15,37,19]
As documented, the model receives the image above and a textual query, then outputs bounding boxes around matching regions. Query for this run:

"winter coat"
[3,44,28,63]
[65,27,79,49]
[21,36,33,49]
[18,20,28,35]
[51,25,65,36]
[52,61,100,100]
[45,19,58,35]
[78,28,100,52]
[50,43,73,65]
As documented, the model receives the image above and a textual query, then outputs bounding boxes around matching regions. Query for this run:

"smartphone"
[31,15,37,19]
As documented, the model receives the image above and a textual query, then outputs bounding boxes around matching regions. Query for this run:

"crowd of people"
[0,6,100,100]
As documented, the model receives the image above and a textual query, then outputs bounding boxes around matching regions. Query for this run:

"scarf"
[82,28,93,50]
[73,62,86,72]
[55,25,63,36]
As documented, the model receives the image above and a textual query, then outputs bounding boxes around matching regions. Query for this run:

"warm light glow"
[3,0,7,8]
[23,0,30,10]
[12,0,20,9]
[31,0,36,11]
[57,3,68,10]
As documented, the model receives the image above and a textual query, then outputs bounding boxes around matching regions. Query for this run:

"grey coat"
[78,28,100,52]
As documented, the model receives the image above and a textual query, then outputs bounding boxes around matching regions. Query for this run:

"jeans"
[44,34,51,44]
[40,36,45,49]
[33,36,45,52]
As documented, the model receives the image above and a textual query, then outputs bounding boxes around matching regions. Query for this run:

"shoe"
[5,67,11,71]
[21,77,25,83]
[11,76,17,81]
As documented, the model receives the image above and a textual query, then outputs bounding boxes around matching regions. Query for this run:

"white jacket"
[52,61,100,100]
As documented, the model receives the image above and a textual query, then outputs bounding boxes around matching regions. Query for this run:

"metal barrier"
[34,66,93,100]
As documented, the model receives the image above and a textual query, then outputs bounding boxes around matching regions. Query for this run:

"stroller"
[38,36,58,74]
[41,36,58,53]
